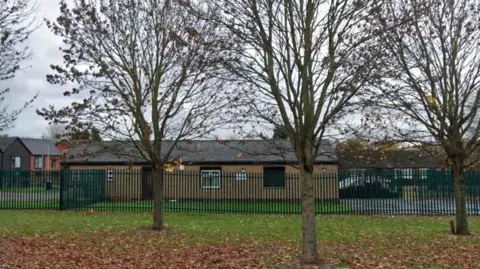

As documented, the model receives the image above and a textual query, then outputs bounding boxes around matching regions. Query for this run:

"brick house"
[2,138,62,172]
[61,140,339,201]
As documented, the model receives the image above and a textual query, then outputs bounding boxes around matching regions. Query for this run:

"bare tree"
[272,125,288,139]
[335,138,366,153]
[43,124,103,142]
[205,0,390,264]
[367,0,480,234]
[38,0,234,230]
[42,124,69,142]
[0,0,37,132]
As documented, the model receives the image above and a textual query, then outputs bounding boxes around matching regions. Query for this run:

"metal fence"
[0,171,60,210]
[1,169,480,215]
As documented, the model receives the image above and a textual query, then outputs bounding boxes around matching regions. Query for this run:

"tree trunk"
[452,159,470,235]
[152,165,165,230]
[300,165,319,264]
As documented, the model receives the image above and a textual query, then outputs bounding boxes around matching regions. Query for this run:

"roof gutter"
[61,160,338,166]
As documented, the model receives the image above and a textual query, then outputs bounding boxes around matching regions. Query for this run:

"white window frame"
[34,156,44,169]
[107,170,114,182]
[394,168,412,179]
[11,156,21,169]
[419,168,429,179]
[351,168,366,179]
[72,170,79,182]
[51,159,56,169]
[200,170,221,189]
[236,168,247,181]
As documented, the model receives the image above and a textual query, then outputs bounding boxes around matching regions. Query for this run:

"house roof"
[337,150,444,169]
[0,137,16,152]
[20,138,62,156]
[55,139,72,146]
[63,140,337,164]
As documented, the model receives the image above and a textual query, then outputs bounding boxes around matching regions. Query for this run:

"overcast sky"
[1,0,354,140]
[1,0,249,140]
[3,0,72,138]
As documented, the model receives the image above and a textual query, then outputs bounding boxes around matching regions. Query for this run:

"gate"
[141,168,153,200]
[60,170,106,210]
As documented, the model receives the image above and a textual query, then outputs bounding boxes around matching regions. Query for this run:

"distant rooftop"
[0,137,15,152]
[63,139,337,164]
[337,150,444,169]
[19,138,62,156]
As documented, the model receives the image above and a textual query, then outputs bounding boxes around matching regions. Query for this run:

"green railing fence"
[1,169,480,215]
[0,171,60,210]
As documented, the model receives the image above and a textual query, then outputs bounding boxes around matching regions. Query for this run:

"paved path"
[343,198,480,215]
[0,191,59,201]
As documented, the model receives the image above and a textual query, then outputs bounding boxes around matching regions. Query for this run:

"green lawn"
[0,210,478,243]
[1,211,479,268]
[0,200,59,209]
[0,185,58,193]
[87,200,352,214]
[0,199,350,213]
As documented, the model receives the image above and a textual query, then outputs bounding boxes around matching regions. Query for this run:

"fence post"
[59,170,64,211]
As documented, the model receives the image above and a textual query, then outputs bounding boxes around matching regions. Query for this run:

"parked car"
[339,176,391,189]
[339,176,399,199]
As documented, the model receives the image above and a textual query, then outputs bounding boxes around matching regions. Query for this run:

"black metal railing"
[0,169,479,215]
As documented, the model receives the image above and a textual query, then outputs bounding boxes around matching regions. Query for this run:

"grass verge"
[1,211,479,268]
[88,200,352,214]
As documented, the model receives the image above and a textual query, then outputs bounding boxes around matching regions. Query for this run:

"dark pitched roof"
[19,138,62,156]
[63,140,337,164]
[337,150,444,169]
[0,137,16,152]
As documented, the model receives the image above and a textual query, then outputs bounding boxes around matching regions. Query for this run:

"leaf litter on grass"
[2,231,479,269]
[0,231,278,269]
[1,212,480,268]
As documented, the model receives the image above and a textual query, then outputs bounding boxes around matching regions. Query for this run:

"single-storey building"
[337,150,445,181]
[61,140,339,201]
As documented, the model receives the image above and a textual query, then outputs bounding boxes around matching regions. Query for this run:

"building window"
[200,169,221,189]
[34,156,44,169]
[394,168,412,179]
[263,167,285,188]
[51,160,57,169]
[72,170,79,182]
[107,170,114,182]
[419,168,429,179]
[236,168,247,180]
[11,157,21,169]
[350,169,366,178]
